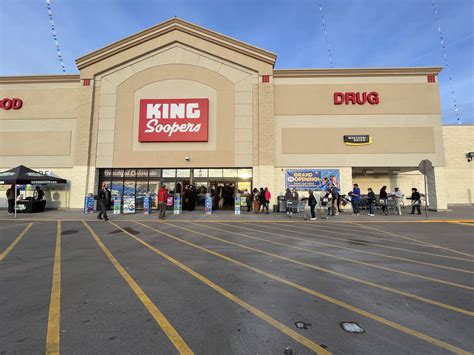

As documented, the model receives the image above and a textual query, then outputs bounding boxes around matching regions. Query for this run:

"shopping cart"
[286,199,309,220]
[319,196,330,220]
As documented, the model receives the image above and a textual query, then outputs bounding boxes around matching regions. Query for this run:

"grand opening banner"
[285,169,340,191]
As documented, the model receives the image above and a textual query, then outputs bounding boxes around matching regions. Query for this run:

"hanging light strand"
[318,2,334,68]
[431,0,461,124]
[45,0,66,73]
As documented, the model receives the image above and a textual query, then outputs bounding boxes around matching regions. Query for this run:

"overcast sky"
[1,0,472,124]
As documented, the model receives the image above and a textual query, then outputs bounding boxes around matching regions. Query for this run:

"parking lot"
[0,217,473,354]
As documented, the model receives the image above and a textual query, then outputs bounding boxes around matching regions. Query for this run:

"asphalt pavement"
[0,209,473,354]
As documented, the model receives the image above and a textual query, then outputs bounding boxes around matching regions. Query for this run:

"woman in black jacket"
[408,188,422,215]
[379,186,388,213]
[367,188,376,216]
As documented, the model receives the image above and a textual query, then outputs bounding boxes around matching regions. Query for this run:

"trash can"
[278,196,286,213]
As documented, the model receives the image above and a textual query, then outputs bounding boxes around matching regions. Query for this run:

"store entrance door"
[210,181,236,210]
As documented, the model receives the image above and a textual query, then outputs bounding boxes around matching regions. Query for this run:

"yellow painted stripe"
[174,222,472,316]
[251,222,474,262]
[82,222,193,355]
[136,221,470,355]
[111,221,330,355]
[223,222,474,275]
[351,222,474,258]
[46,221,61,355]
[285,222,446,247]
[202,222,473,291]
[0,223,33,261]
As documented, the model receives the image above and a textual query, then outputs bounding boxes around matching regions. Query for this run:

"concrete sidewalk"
[2,205,473,222]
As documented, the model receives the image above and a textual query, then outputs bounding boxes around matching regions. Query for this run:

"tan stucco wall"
[443,125,474,204]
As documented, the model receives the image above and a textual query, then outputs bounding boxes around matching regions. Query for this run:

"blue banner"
[285,169,340,191]
[205,194,213,214]
[84,196,95,214]
[174,194,182,215]
[234,194,241,215]
[143,196,152,215]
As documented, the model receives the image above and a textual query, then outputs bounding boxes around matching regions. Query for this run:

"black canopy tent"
[0,165,67,217]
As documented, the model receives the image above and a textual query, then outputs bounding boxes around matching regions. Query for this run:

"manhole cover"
[294,321,311,329]
[340,322,365,334]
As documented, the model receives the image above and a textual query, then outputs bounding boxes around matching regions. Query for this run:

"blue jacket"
[352,187,361,201]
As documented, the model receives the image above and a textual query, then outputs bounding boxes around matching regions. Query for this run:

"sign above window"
[138,98,209,142]
[343,135,372,145]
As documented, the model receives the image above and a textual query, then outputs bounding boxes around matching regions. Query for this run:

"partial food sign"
[343,135,372,146]
[0,98,23,110]
[286,169,340,191]
[139,98,209,142]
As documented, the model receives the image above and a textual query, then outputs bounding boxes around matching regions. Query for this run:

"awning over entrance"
[0,165,67,185]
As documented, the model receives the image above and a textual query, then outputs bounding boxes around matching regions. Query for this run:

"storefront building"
[1,18,473,210]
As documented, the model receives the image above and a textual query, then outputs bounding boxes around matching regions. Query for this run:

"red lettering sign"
[0,98,23,110]
[333,92,379,105]
[138,98,209,142]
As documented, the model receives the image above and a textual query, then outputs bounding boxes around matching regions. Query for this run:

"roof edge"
[273,67,443,78]
[0,74,80,84]
[76,18,277,70]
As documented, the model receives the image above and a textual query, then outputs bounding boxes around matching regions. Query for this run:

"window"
[238,169,252,179]
[162,169,176,178]
[209,169,223,177]
[193,169,208,178]
[223,169,238,178]
[176,169,190,178]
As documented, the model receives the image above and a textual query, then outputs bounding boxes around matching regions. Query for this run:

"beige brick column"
[69,81,96,208]
[426,166,448,211]
[253,78,276,199]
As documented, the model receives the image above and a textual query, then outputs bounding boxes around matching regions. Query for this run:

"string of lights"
[431,0,461,124]
[45,0,66,73]
[318,2,334,68]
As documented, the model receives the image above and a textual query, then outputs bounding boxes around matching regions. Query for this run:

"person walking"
[158,185,168,219]
[6,184,17,215]
[258,188,266,213]
[408,188,422,215]
[252,188,260,213]
[263,187,271,214]
[349,183,361,216]
[367,188,376,216]
[308,190,317,220]
[393,187,403,215]
[97,183,111,221]
[379,186,388,214]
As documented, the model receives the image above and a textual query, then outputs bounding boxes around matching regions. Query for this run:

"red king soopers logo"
[138,98,209,142]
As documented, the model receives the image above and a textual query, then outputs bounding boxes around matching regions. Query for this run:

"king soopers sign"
[139,98,209,142]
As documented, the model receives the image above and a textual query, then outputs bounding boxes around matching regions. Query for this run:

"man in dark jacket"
[308,190,317,220]
[6,185,17,215]
[408,188,422,215]
[97,183,111,221]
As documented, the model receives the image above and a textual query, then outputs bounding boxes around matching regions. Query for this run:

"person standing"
[285,188,293,215]
[258,187,265,213]
[379,186,388,214]
[264,187,271,214]
[329,183,339,216]
[187,186,196,212]
[97,183,111,221]
[252,188,260,213]
[367,188,376,216]
[349,183,361,216]
[393,187,403,215]
[158,185,168,219]
[408,188,422,215]
[308,190,317,220]
[245,190,252,212]
[34,186,45,200]
[6,184,16,215]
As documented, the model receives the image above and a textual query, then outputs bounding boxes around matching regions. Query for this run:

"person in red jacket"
[263,187,271,214]
[158,185,168,219]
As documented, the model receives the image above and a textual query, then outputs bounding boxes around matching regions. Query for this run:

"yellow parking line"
[351,222,474,258]
[448,222,474,228]
[0,223,33,262]
[46,221,61,355]
[222,223,474,275]
[110,221,330,355]
[82,222,193,355]
[135,221,470,355]
[188,222,473,291]
[254,223,473,263]
[167,222,472,316]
